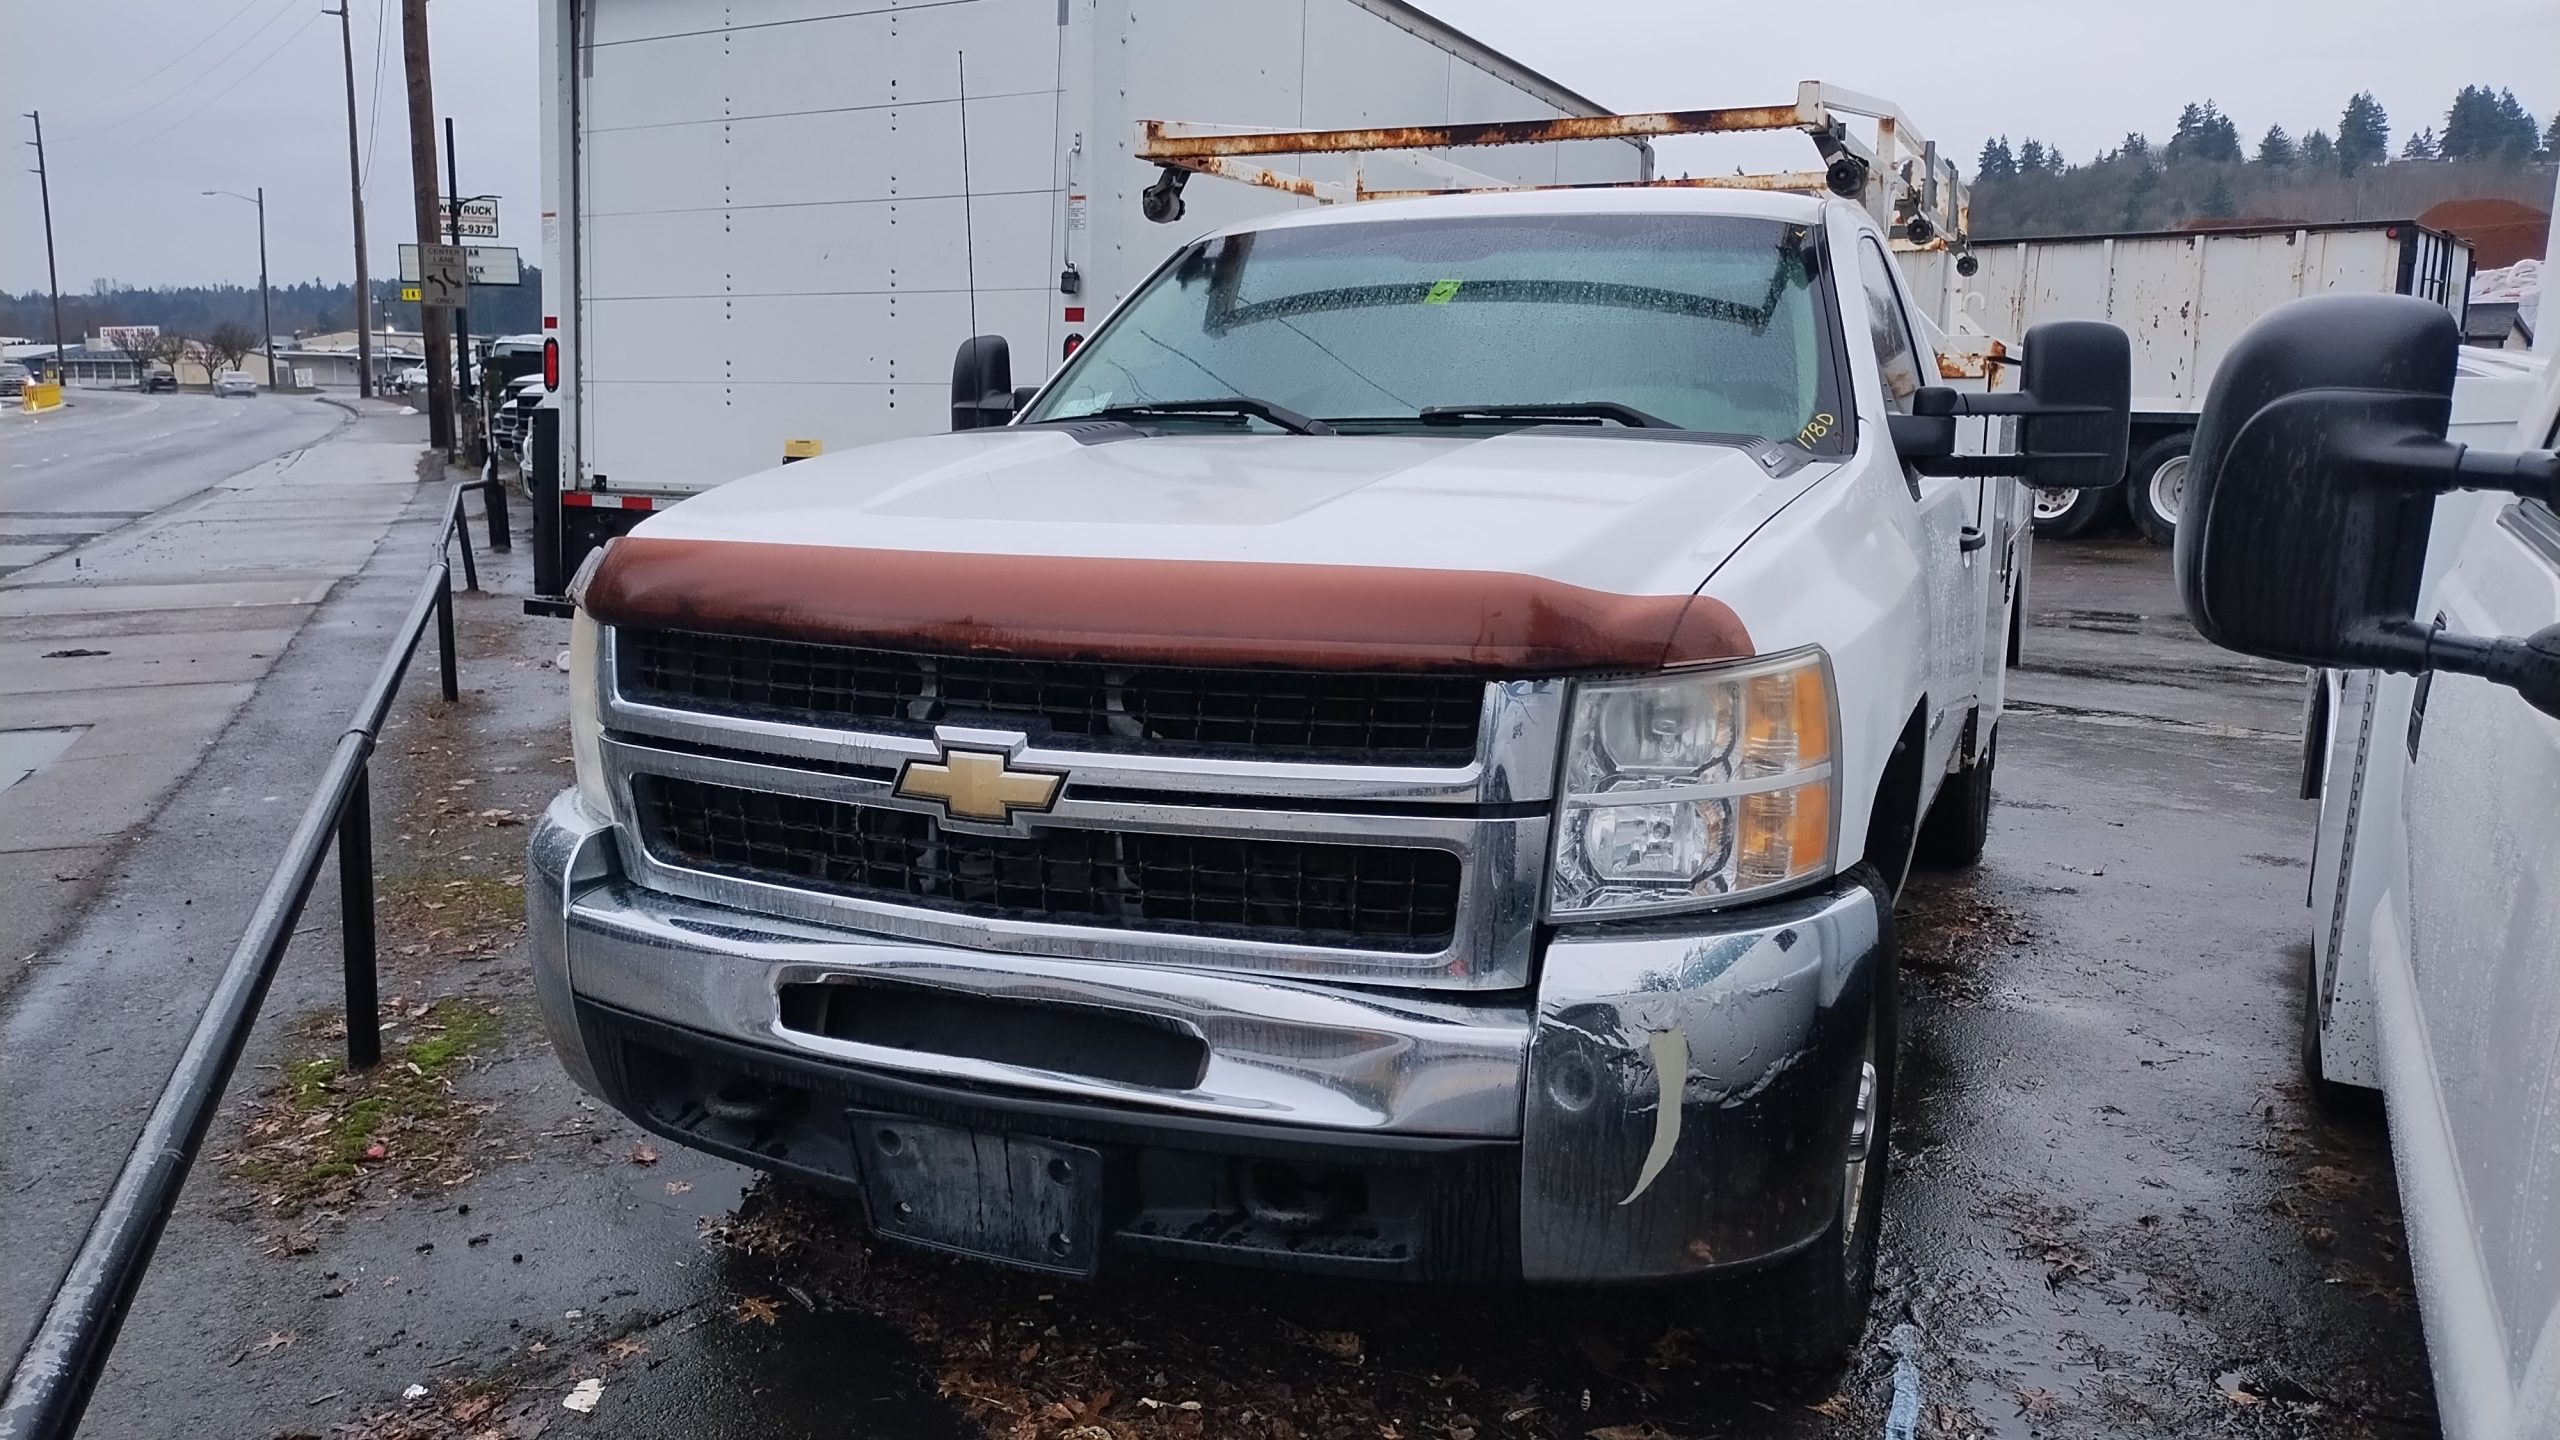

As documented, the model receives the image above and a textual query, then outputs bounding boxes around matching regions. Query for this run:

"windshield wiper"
[1418,402,1678,430]
[1082,398,1336,436]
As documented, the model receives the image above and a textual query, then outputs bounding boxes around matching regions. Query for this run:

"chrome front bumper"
[529,791,1888,1282]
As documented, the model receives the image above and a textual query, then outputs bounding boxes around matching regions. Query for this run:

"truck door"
[1856,237,1984,764]
[2394,401,2560,1398]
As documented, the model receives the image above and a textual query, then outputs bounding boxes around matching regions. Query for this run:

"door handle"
[1958,526,1988,553]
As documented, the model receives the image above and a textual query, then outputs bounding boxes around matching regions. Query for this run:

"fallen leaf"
[735,1295,781,1326]
[603,1337,648,1362]
[629,1144,659,1166]
[664,1180,692,1195]
[563,1377,604,1413]
[2224,1390,2261,1407]
[251,1331,295,1356]
[450,1394,495,1424]
[1311,1331,1362,1362]
[2015,1386,2063,1416]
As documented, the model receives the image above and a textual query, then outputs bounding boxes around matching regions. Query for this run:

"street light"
[201,188,277,392]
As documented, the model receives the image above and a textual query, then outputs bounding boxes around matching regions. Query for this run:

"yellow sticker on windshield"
[1423,278,1463,305]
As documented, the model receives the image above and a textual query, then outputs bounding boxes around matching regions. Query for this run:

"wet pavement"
[8,526,2436,1439]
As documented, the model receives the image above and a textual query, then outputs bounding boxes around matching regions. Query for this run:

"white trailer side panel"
[1900,226,2471,415]
[559,0,1646,498]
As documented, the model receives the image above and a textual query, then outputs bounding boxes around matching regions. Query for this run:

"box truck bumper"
[529,792,1887,1284]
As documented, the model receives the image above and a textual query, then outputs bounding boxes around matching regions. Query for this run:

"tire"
[2028,482,2112,540]
[2127,433,2193,547]
[1910,726,1996,871]
[1682,913,1897,1368]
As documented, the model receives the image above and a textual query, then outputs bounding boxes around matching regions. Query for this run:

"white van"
[2178,291,2558,1437]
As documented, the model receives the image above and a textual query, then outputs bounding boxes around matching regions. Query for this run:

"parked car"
[213,371,257,398]
[0,361,29,394]
[2180,292,2557,1438]
[394,364,428,394]
[531,88,2135,1365]
[490,373,546,459]
[140,364,177,394]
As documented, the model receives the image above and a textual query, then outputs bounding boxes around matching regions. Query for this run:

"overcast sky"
[3,0,2553,295]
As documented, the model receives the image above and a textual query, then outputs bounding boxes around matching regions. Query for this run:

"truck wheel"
[2127,433,2193,547]
[2029,483,2111,540]
[1910,727,1996,871]
[1682,924,1896,1368]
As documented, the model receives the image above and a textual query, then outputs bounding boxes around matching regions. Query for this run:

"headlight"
[1549,648,1837,919]
[568,607,613,818]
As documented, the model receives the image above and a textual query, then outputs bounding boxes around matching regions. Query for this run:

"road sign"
[440,198,500,239]
[416,242,469,310]
[399,286,422,303]
[399,242,522,287]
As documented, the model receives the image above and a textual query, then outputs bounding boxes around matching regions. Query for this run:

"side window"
[1855,238,1926,415]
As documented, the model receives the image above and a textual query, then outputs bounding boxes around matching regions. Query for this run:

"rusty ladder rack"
[1135,80,1969,252]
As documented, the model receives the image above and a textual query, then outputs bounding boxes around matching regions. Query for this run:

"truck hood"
[588,429,1827,673]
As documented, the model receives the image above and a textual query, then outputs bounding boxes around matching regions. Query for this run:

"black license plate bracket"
[850,1112,1103,1276]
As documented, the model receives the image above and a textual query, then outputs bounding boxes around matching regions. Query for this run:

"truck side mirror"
[2011,320,2131,489]
[2180,293,2560,719]
[950,335,1017,430]
[1903,321,2130,487]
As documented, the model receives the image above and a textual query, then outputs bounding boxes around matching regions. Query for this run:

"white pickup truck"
[527,100,2132,1364]
[2180,292,2558,1434]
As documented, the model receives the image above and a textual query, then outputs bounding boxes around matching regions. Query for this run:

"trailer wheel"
[2127,433,2193,547]
[2029,483,2112,540]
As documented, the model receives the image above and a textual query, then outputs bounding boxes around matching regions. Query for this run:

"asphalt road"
[0,388,346,575]
[13,530,2437,1440]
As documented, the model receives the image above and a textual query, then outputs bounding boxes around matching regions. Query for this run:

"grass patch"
[229,997,505,1212]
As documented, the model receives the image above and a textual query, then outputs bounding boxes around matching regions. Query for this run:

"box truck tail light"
[543,338,559,390]
[1063,332,1084,360]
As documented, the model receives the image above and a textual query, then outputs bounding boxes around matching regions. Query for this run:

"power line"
[56,0,300,143]
[45,0,265,117]
[69,11,324,167]
[361,0,388,184]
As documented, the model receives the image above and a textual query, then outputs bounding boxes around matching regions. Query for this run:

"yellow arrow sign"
[399,285,422,302]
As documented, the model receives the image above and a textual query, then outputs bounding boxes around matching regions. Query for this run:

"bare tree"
[144,331,193,382]
[203,321,258,376]
[97,324,161,384]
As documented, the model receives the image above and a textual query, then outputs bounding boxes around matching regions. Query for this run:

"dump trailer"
[527,0,1652,603]
[1897,220,2473,543]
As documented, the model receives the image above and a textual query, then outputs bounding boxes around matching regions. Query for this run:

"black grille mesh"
[633,775,1461,950]
[619,629,1484,764]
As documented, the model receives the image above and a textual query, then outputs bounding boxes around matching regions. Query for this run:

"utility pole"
[203,188,279,388]
[445,116,475,455]
[24,111,66,375]
[328,3,375,397]
[401,0,453,450]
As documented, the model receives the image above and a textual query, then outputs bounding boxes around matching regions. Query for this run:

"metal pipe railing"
[0,482,482,1440]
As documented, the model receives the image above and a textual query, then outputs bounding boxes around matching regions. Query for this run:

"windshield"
[1022,211,1844,447]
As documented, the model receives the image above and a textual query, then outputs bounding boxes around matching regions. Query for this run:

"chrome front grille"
[596,627,1562,989]
[632,773,1465,950]
[620,627,1487,764]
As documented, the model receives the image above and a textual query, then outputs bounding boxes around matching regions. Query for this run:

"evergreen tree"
[2299,128,2337,170]
[2258,124,2295,167]
[2337,91,2390,171]
[2493,90,2540,159]
[2017,137,2048,175]
[1977,135,2018,181]
[2401,126,2439,160]
[2046,144,2065,172]
[2169,103,2208,160]
[2200,174,2238,219]
[2121,164,2159,228]
[2544,111,2560,157]
[2120,132,2151,161]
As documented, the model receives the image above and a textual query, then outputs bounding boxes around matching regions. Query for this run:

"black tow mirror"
[950,335,1017,431]
[1904,321,2131,487]
[2180,293,2560,719]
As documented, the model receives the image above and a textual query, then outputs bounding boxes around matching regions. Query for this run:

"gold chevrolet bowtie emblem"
[893,746,1064,824]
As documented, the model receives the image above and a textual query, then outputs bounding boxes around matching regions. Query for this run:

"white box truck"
[527,0,1651,601]
[1897,220,2474,545]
